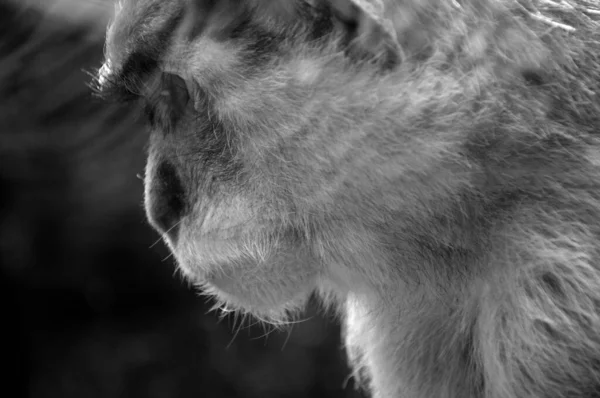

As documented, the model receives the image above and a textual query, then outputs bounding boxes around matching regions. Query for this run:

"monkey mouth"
[179,250,317,319]
[168,223,319,318]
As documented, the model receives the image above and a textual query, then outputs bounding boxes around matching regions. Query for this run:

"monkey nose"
[145,160,187,243]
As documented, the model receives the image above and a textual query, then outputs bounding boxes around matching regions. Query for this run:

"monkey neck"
[319,223,485,398]
[342,285,483,398]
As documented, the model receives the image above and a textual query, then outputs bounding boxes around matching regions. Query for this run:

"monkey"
[95,0,600,397]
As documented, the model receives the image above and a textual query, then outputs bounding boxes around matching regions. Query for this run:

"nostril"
[146,160,186,241]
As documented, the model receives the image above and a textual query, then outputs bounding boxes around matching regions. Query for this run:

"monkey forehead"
[103,0,184,76]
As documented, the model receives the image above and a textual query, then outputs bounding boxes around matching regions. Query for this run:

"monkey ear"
[348,0,401,46]
[329,0,403,66]
[331,0,437,65]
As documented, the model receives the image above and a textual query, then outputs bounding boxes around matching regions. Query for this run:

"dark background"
[1,2,363,397]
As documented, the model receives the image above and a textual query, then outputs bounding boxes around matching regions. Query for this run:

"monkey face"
[96,0,384,320]
[97,0,538,320]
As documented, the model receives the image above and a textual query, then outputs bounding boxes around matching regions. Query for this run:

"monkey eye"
[144,72,191,131]
[160,73,190,115]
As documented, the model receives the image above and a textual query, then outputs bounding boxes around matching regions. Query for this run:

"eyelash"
[92,65,192,133]
[90,70,140,104]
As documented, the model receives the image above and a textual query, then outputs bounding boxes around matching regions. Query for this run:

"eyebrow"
[95,47,165,104]
[95,8,185,103]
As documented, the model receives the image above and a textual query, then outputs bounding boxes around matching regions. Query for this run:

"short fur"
[97,0,600,397]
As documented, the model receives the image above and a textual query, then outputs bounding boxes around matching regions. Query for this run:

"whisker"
[281,324,294,351]
[149,218,183,249]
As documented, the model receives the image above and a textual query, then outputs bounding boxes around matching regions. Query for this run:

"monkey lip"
[175,243,245,285]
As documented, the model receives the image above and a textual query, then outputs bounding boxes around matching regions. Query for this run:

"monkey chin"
[175,237,320,323]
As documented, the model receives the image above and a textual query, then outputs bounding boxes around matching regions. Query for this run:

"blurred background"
[1,1,363,397]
